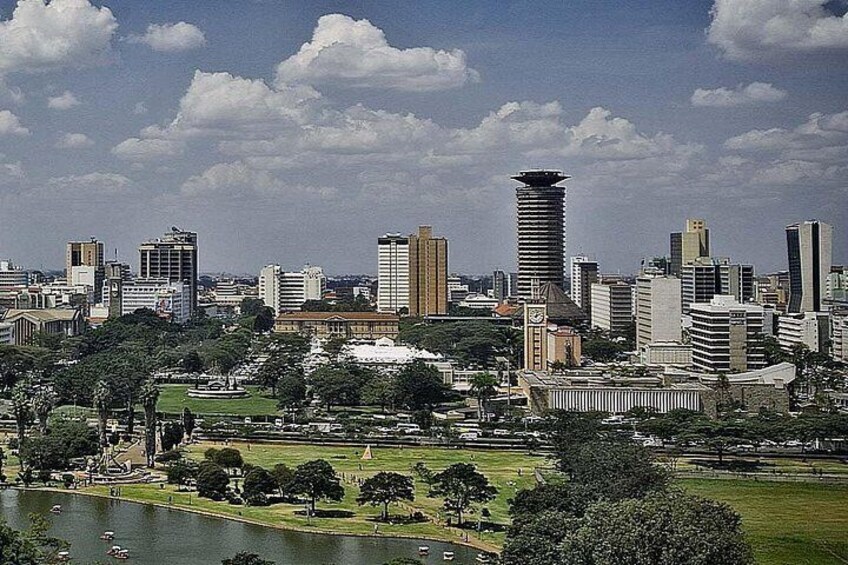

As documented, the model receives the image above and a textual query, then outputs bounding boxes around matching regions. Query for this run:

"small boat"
[100,531,115,540]
[107,545,122,556]
[57,551,70,561]
[114,549,130,560]
[418,545,430,556]
[476,553,493,563]
[50,505,62,514]
[443,551,455,561]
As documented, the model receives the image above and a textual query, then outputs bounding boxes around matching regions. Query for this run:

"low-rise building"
[0,308,84,344]
[102,278,191,323]
[640,341,692,366]
[546,326,582,368]
[275,312,399,340]
[0,322,14,345]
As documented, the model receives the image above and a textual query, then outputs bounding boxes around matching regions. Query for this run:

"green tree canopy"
[428,463,497,525]
[356,471,415,520]
[288,459,345,512]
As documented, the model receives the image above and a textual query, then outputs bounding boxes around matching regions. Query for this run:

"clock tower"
[523,302,548,371]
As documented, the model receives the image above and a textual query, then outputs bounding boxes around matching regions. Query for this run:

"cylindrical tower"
[513,169,569,300]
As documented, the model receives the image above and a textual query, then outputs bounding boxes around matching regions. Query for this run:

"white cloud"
[36,171,131,197]
[111,138,184,161]
[691,82,787,107]
[180,161,338,199]
[724,110,848,155]
[55,132,93,148]
[0,109,29,135]
[47,90,80,110]
[128,22,206,52]
[0,159,25,184]
[0,0,118,74]
[708,0,848,61]
[275,14,479,91]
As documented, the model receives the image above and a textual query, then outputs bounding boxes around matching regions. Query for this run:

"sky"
[0,0,846,276]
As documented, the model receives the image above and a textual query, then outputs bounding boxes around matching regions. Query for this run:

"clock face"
[528,308,545,324]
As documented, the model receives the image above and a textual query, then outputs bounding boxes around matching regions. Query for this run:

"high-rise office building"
[259,265,326,315]
[690,296,766,373]
[377,234,410,313]
[408,226,448,317]
[786,220,833,313]
[0,261,28,288]
[681,259,754,313]
[635,275,681,347]
[138,228,198,314]
[569,255,598,316]
[777,311,830,354]
[670,218,710,277]
[513,170,568,300]
[590,280,633,335]
[67,239,106,302]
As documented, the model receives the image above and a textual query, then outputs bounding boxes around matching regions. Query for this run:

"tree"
[139,379,160,467]
[556,492,752,565]
[30,388,56,434]
[208,447,244,475]
[357,471,415,521]
[239,298,266,317]
[276,373,306,413]
[0,514,68,564]
[361,373,397,412]
[545,411,609,477]
[182,407,196,439]
[428,463,497,525]
[183,350,204,374]
[18,417,98,471]
[271,463,295,498]
[309,364,370,411]
[253,307,276,333]
[11,379,33,449]
[166,460,198,491]
[243,467,278,505]
[288,459,345,513]
[394,361,449,411]
[223,552,275,565]
[196,461,230,500]
[160,421,184,452]
[469,372,498,420]
[570,441,669,502]
[582,337,627,362]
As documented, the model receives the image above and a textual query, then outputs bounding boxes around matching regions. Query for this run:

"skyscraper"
[636,275,681,347]
[786,220,833,313]
[408,226,448,317]
[138,228,198,314]
[670,218,710,277]
[377,233,410,313]
[513,170,568,300]
[569,255,598,316]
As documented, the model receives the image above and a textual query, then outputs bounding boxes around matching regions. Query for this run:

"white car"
[459,432,479,441]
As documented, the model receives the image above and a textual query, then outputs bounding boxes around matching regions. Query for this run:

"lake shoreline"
[16,485,499,555]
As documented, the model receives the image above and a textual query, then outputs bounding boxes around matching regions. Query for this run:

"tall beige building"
[408,226,448,317]
[670,218,710,277]
[66,238,105,301]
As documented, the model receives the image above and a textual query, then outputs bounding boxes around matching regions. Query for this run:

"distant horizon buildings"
[513,170,568,300]
[786,220,832,313]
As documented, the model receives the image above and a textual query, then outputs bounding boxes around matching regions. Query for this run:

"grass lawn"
[156,385,281,417]
[681,479,848,565]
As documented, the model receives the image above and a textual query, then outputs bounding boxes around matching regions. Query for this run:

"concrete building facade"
[569,255,598,316]
[377,234,410,313]
[670,218,710,277]
[777,311,830,354]
[635,275,682,347]
[138,228,198,314]
[690,296,766,373]
[408,226,448,317]
[590,280,632,335]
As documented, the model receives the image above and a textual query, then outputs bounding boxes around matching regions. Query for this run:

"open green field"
[53,440,848,560]
[156,385,280,416]
[682,479,848,565]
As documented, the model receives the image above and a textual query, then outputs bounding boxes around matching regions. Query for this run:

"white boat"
[100,531,115,540]
[443,551,455,561]
[50,505,62,514]
[114,549,130,560]
[57,551,70,561]
[107,545,122,556]
[476,553,493,563]
[418,545,430,556]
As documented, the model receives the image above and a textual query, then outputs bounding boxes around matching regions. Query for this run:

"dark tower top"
[512,170,569,187]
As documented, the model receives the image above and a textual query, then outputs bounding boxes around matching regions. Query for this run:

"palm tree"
[469,372,499,421]
[139,380,160,468]
[92,380,112,453]
[31,388,56,434]
[11,379,33,448]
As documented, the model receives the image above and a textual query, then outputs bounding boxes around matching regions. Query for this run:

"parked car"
[459,432,479,441]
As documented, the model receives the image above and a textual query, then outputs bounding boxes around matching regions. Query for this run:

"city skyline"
[0,1,847,274]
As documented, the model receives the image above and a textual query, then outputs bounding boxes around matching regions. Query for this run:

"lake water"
[0,489,478,564]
